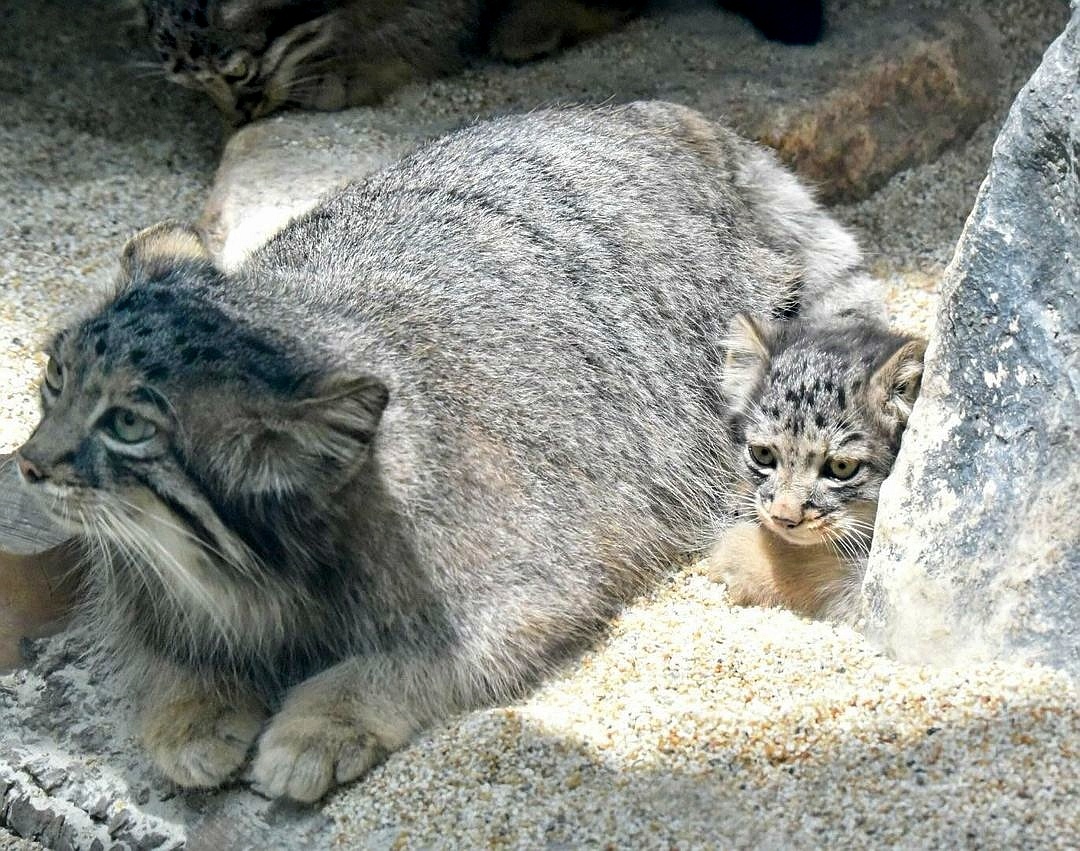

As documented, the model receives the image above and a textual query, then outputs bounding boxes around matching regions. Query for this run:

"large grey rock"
[863,5,1079,675]
[200,3,1001,267]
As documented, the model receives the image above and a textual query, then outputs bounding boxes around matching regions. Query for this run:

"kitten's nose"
[15,453,45,484]
[769,500,803,529]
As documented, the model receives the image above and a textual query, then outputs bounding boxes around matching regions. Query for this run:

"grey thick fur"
[18,101,880,801]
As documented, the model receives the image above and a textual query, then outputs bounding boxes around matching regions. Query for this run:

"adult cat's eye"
[103,408,158,444]
[43,357,64,393]
[825,457,860,480]
[748,444,776,467]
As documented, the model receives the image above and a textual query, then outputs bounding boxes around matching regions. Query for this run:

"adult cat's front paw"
[251,715,385,803]
[140,696,266,789]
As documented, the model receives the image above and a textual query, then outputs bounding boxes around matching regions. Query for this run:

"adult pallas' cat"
[709,315,925,622]
[16,102,879,802]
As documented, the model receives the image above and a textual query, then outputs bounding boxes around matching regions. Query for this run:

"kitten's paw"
[251,716,384,803]
[709,558,757,607]
[707,523,774,608]
[141,698,266,789]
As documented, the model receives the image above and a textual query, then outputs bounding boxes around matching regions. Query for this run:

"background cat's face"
[722,316,926,552]
[145,1,342,124]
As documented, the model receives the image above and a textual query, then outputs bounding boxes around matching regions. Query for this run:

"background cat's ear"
[230,374,390,498]
[121,221,210,280]
[722,314,773,411]
[869,338,928,431]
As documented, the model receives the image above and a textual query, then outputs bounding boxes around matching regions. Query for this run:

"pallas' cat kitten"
[16,102,880,802]
[709,315,926,623]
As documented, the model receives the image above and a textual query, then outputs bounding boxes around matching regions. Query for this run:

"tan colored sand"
[323,563,1079,847]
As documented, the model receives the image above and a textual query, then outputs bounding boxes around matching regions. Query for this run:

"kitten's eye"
[748,444,776,467]
[104,408,158,444]
[825,457,861,480]
[44,357,64,393]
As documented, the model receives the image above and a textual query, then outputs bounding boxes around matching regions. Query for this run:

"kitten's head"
[721,314,926,551]
[15,222,387,610]
[144,1,342,124]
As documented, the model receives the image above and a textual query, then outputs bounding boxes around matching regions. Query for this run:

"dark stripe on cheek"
[129,469,223,557]
[168,447,260,560]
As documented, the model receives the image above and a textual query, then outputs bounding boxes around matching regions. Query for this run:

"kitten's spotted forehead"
[756,346,863,438]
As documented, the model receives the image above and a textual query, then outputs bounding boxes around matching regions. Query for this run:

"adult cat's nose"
[15,453,45,484]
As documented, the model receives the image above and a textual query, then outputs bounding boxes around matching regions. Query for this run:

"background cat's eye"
[825,457,861,480]
[748,444,776,467]
[103,408,158,444]
[221,52,251,81]
[43,357,63,393]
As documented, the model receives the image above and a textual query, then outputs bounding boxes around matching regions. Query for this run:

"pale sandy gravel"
[325,565,1079,848]
[2,0,1077,848]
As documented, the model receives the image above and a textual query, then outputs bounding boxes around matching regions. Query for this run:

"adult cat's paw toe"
[251,717,383,803]
[143,702,265,789]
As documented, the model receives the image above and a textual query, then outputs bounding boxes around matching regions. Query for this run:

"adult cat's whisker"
[102,501,216,616]
[110,492,256,580]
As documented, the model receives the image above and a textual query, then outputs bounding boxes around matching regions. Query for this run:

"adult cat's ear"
[120,221,210,280]
[869,338,927,431]
[226,373,390,498]
[722,314,773,412]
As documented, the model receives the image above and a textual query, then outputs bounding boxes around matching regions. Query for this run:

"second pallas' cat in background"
[709,315,926,623]
[138,0,825,124]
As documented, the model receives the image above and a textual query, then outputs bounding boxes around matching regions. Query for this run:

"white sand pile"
[1,0,1076,848]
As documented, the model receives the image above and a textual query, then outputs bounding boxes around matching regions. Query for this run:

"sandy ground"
[1,0,1077,848]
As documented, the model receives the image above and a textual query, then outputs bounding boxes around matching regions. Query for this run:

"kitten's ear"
[234,374,390,497]
[869,338,927,430]
[121,221,210,280]
[722,314,773,410]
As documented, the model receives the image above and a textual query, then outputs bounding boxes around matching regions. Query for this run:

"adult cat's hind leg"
[138,664,268,789]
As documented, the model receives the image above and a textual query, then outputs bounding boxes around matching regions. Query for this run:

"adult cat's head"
[721,314,926,553]
[144,0,344,124]
[15,223,388,608]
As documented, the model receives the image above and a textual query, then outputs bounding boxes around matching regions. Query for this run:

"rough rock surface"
[202,2,1001,267]
[0,459,68,557]
[864,4,1079,675]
